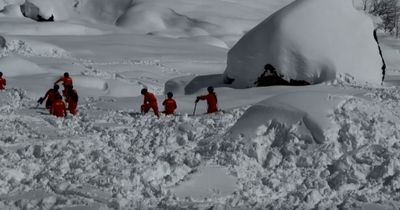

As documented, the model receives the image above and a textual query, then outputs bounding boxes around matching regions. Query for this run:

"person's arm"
[173,101,177,110]
[3,79,6,86]
[54,77,62,84]
[43,90,50,99]
[197,95,207,100]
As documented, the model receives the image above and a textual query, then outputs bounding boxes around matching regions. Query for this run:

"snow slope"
[1,0,400,209]
[224,0,383,87]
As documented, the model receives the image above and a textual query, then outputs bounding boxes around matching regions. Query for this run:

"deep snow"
[1,0,400,209]
[224,0,382,87]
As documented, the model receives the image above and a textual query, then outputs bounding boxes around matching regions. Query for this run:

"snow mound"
[228,90,351,143]
[116,4,218,38]
[1,39,70,58]
[21,0,131,23]
[223,0,383,87]
[1,3,23,17]
[0,56,46,77]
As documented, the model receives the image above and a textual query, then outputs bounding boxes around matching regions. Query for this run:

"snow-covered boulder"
[223,0,383,87]
[20,0,131,23]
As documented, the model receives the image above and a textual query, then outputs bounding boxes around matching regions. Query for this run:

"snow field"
[0,89,246,209]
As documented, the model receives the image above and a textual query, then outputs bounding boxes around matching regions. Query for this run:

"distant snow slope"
[0,0,293,47]
[224,0,382,87]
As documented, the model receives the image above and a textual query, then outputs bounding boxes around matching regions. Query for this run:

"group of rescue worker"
[0,71,219,118]
[140,85,218,117]
[37,72,79,117]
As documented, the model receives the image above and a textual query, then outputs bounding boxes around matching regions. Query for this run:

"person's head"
[207,86,214,93]
[53,84,60,90]
[167,92,173,98]
[141,88,148,95]
[64,72,69,77]
[0,72,3,77]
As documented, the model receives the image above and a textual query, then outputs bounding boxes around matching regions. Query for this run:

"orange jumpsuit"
[198,93,218,113]
[44,89,60,110]
[141,92,159,117]
[56,76,73,95]
[0,77,6,90]
[162,98,177,115]
[66,89,78,115]
[51,99,67,117]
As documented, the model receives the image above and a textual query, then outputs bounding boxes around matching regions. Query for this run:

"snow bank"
[0,56,46,76]
[228,90,355,144]
[0,21,106,36]
[116,4,217,38]
[223,0,383,87]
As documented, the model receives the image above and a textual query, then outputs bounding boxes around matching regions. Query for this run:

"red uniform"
[141,92,159,117]
[56,76,73,96]
[66,89,78,115]
[51,99,67,117]
[0,77,6,90]
[162,98,177,115]
[198,93,218,113]
[44,89,60,109]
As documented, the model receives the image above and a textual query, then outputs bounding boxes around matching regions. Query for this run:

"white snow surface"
[1,0,400,209]
[224,0,383,87]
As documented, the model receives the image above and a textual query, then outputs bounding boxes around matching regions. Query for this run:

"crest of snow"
[223,0,382,87]
[0,56,46,77]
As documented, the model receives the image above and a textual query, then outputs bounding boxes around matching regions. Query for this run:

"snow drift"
[20,0,132,23]
[223,0,383,87]
[0,56,46,76]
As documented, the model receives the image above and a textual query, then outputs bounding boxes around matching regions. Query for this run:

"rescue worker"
[51,94,67,118]
[162,92,177,115]
[38,84,61,110]
[65,85,78,115]
[0,72,6,90]
[140,88,160,117]
[196,86,218,114]
[55,72,73,96]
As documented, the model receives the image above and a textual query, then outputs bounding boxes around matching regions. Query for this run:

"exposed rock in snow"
[0,35,5,49]
[223,0,382,87]
[20,0,132,23]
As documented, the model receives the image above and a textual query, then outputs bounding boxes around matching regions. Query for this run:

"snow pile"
[20,0,131,23]
[0,56,46,76]
[223,0,383,87]
[0,3,23,17]
[116,4,216,37]
[0,39,70,58]
[228,90,353,144]
[0,92,244,209]
[193,87,400,209]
